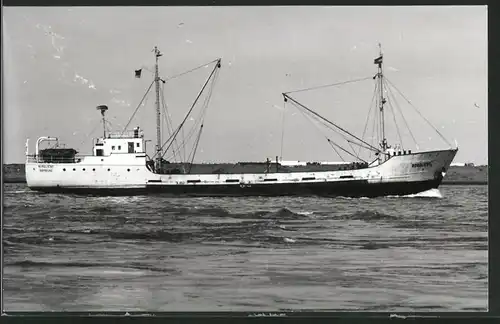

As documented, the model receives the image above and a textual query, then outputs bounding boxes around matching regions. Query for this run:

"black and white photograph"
[2,5,488,312]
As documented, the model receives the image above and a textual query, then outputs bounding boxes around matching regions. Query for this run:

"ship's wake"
[337,188,443,200]
[397,188,443,199]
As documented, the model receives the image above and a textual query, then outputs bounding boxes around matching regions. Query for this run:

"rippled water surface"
[3,183,488,311]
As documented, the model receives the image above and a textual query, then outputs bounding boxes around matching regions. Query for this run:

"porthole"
[73,168,76,171]
[127,169,130,172]
[83,168,86,171]
[107,168,111,171]
[92,168,96,171]
[63,168,66,171]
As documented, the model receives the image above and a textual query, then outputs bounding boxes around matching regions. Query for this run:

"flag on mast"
[374,56,383,65]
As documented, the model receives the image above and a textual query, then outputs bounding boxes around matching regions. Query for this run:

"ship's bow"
[376,147,459,195]
[433,148,459,184]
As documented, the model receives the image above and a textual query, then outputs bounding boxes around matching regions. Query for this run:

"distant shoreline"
[3,163,488,186]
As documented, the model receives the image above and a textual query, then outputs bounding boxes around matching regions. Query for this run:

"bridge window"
[112,146,115,150]
[136,143,140,147]
[118,146,121,150]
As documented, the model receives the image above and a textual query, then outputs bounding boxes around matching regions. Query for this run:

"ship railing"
[106,131,143,139]
[26,154,91,164]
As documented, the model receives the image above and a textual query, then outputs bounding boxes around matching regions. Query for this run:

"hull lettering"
[411,161,432,168]
[38,164,54,173]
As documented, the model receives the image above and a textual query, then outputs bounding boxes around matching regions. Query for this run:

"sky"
[3,6,487,164]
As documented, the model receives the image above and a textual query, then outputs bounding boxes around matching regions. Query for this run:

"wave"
[267,208,310,220]
[439,203,464,208]
[88,206,115,214]
[156,206,310,220]
[5,260,176,274]
[155,205,231,217]
[359,241,391,250]
[343,210,398,221]
[155,206,311,220]
[92,229,195,243]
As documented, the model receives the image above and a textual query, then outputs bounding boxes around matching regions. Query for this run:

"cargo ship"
[25,45,458,197]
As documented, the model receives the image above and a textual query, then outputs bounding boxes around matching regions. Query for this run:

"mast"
[96,105,109,138]
[374,43,387,153]
[154,46,163,171]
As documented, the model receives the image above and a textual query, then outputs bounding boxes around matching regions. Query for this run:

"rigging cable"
[79,119,105,148]
[385,77,452,147]
[294,104,346,162]
[283,94,381,154]
[154,60,221,160]
[187,124,204,173]
[161,61,220,159]
[280,100,286,161]
[186,67,219,167]
[166,59,221,82]
[369,97,378,160]
[384,79,419,149]
[160,83,181,162]
[382,81,405,150]
[290,99,354,150]
[346,139,379,153]
[291,100,368,162]
[284,76,373,95]
[168,68,218,163]
[163,88,212,162]
[162,59,220,160]
[121,80,155,136]
[358,81,379,157]
[288,98,367,161]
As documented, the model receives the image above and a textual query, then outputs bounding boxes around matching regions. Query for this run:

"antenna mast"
[154,46,163,171]
[374,43,387,153]
[96,105,109,138]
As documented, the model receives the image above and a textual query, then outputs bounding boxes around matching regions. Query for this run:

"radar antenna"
[96,105,109,138]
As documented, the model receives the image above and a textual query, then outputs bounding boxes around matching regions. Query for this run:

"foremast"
[374,43,389,161]
[153,46,163,172]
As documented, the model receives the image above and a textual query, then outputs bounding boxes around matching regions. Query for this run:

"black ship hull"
[28,177,443,198]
